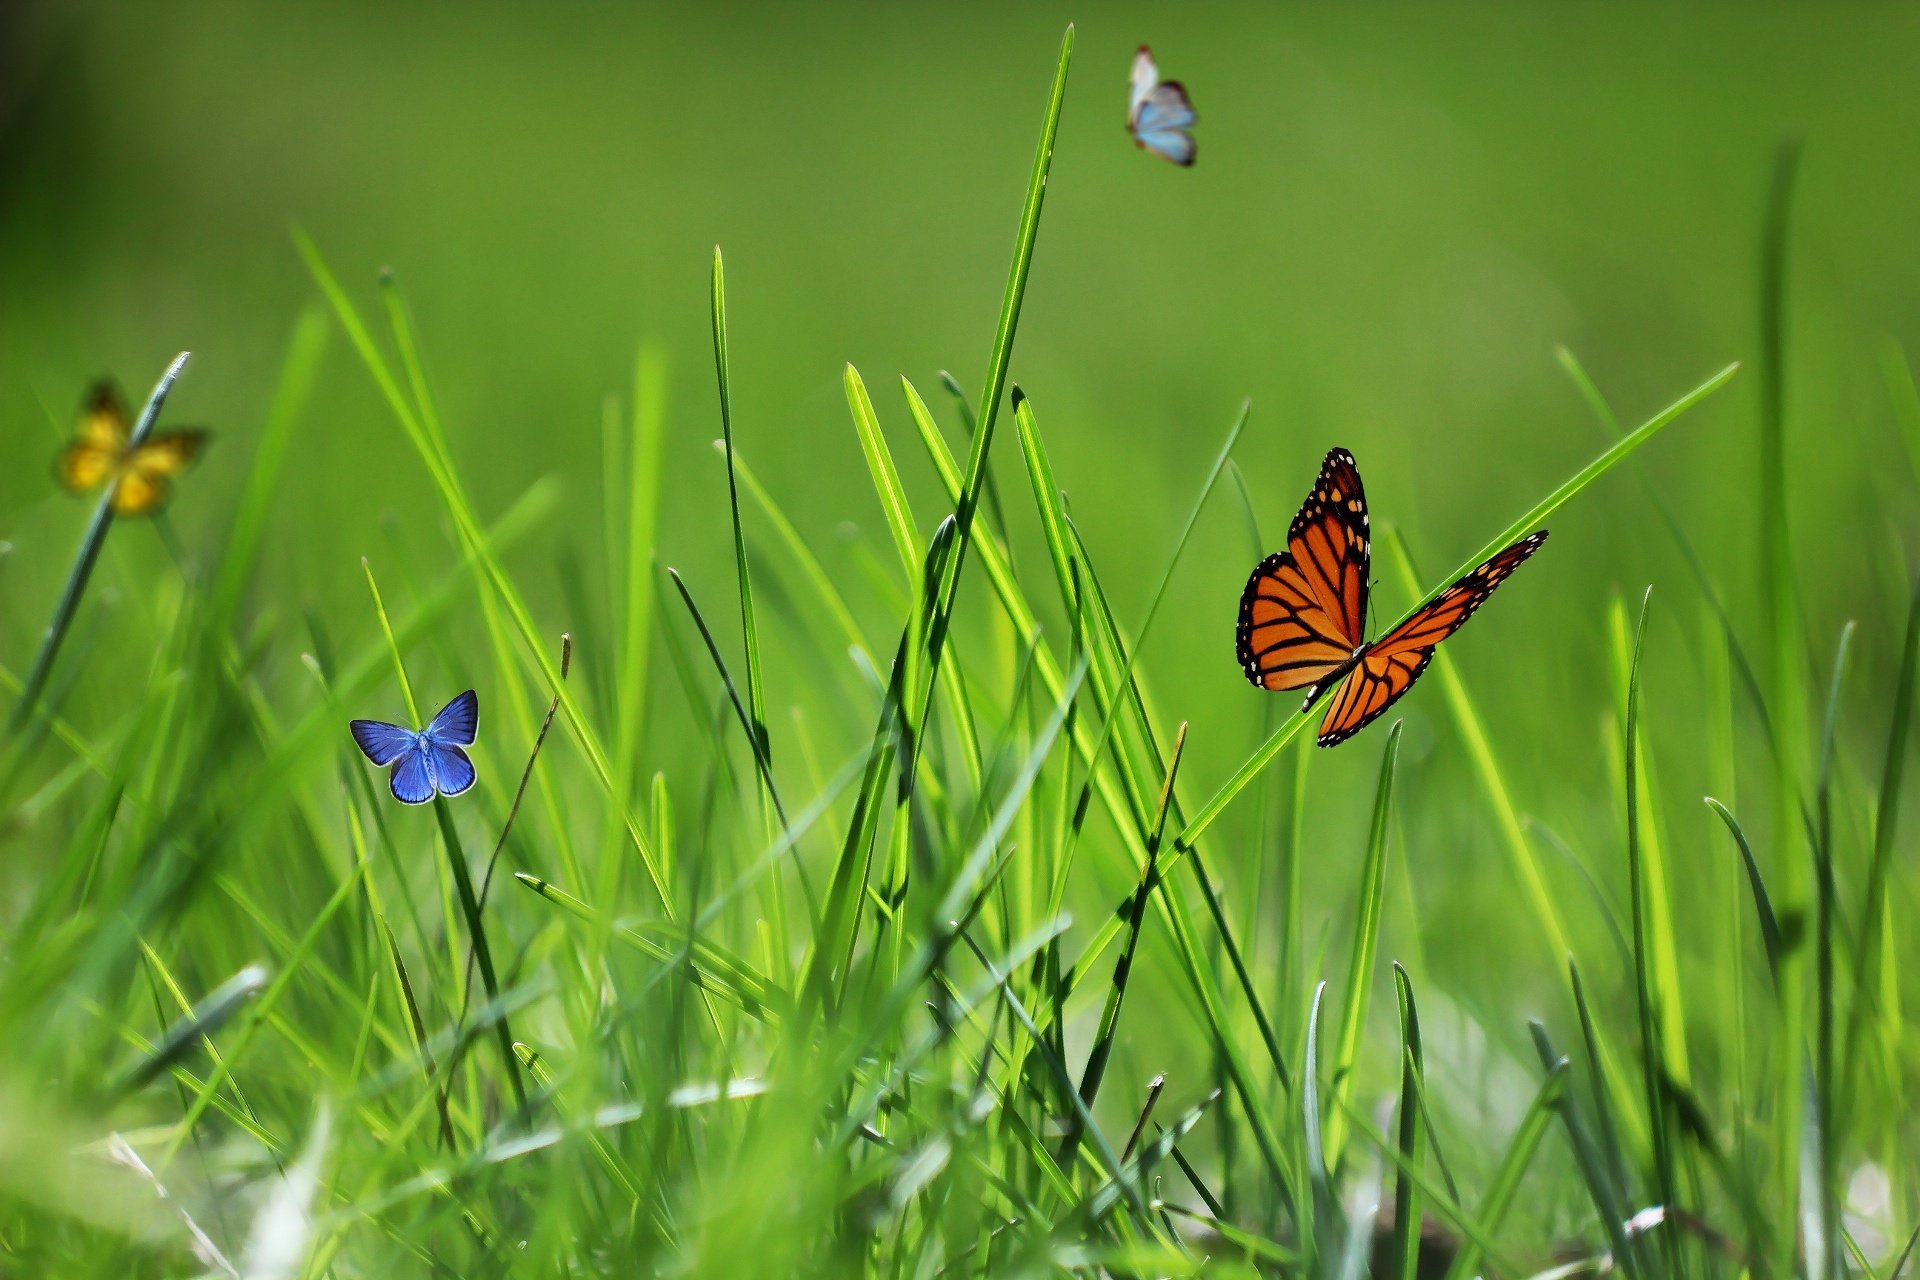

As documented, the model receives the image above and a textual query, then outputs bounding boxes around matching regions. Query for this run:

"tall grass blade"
[1067,722,1186,1162]
[1325,721,1402,1164]
[1388,962,1426,1280]
[1620,586,1678,1274]
[1843,579,1920,1122]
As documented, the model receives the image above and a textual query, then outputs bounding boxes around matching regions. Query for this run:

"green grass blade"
[1620,586,1679,1274]
[1067,722,1186,1163]
[710,246,771,772]
[1302,980,1334,1278]
[845,364,922,582]
[113,963,267,1096]
[1843,578,1920,1123]
[1388,963,1426,1280]
[208,310,329,633]
[1758,141,1810,1264]
[618,344,668,768]
[1441,1060,1569,1280]
[1811,621,1853,1280]
[1529,1021,1640,1278]
[915,22,1072,723]
[1325,720,1402,1164]
[1705,796,1786,987]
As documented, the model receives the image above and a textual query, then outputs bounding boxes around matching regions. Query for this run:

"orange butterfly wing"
[1316,530,1548,746]
[1236,448,1371,693]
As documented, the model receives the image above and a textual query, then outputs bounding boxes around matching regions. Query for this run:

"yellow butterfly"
[56,381,208,517]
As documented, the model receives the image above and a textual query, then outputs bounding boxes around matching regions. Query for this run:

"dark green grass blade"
[1389,963,1425,1280]
[1811,622,1853,1280]
[665,569,790,831]
[1067,723,1186,1163]
[1843,579,1920,1121]
[710,247,772,775]
[1757,142,1811,1265]
[1705,797,1786,987]
[1530,1021,1640,1278]
[112,963,267,1096]
[10,352,191,732]
[1568,960,1635,1215]
[1176,359,1739,854]
[1302,981,1335,1277]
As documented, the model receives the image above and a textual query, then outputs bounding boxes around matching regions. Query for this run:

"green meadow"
[3,3,1920,1275]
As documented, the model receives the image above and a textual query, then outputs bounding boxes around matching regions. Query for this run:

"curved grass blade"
[1705,797,1785,988]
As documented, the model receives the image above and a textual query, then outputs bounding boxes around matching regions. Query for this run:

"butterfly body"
[350,689,479,804]
[57,381,208,516]
[1128,45,1197,166]
[1236,448,1546,747]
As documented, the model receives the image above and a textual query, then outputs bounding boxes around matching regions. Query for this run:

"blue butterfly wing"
[350,719,417,766]
[1133,86,1197,166]
[388,745,436,805]
[426,689,479,746]
[426,742,476,797]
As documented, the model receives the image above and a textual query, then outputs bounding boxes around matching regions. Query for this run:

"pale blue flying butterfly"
[1128,45,1197,166]
[350,689,479,805]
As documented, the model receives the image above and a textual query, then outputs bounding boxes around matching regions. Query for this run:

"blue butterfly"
[350,689,479,805]
[1128,45,1197,166]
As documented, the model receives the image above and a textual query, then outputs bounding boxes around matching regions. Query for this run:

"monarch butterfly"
[1128,45,1197,166]
[56,380,208,517]
[1236,447,1547,747]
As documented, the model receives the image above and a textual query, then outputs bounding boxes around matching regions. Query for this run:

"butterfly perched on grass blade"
[1236,448,1547,747]
[1128,45,1196,166]
[57,380,209,517]
[350,689,480,804]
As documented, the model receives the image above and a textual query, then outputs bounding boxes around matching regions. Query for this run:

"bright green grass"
[3,19,1919,1280]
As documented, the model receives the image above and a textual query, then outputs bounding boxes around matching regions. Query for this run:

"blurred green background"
[5,0,1920,1025]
